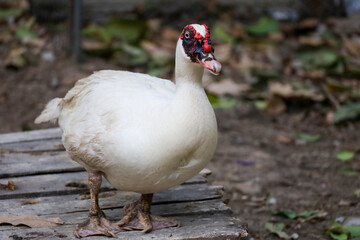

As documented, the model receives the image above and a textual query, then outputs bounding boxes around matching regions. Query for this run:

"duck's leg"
[74,172,121,238]
[116,193,180,233]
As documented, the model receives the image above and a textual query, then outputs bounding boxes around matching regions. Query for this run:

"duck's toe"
[74,212,122,238]
[116,201,179,232]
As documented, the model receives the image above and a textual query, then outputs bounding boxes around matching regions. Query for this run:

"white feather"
[34,98,62,124]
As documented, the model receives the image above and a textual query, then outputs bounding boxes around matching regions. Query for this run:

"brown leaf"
[0,180,16,191]
[269,82,324,101]
[343,37,360,58]
[268,32,284,42]
[298,18,319,30]
[206,78,250,96]
[301,70,325,80]
[0,214,64,228]
[82,39,108,51]
[140,40,173,64]
[214,44,232,63]
[266,96,286,116]
[298,36,324,47]
[3,47,28,68]
[160,27,180,52]
[277,134,294,144]
[162,27,180,41]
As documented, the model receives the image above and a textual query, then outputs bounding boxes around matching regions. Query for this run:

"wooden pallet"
[0,128,247,239]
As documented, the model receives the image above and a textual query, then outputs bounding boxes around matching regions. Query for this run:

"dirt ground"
[1,53,359,239]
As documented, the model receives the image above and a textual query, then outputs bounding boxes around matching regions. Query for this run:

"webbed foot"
[74,211,121,238]
[116,194,180,233]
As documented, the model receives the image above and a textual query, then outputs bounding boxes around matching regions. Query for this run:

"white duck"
[35,24,221,238]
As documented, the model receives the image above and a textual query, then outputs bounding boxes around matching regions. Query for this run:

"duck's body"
[35,24,221,238]
[58,70,217,193]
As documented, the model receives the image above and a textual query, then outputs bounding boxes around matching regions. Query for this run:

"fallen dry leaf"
[206,78,250,96]
[82,39,108,51]
[277,134,294,144]
[140,40,173,64]
[298,18,319,30]
[268,32,284,42]
[161,27,180,41]
[3,47,28,68]
[199,168,212,177]
[298,36,324,47]
[0,180,16,191]
[214,44,232,63]
[343,37,360,58]
[0,214,64,228]
[269,82,324,101]
[266,96,286,116]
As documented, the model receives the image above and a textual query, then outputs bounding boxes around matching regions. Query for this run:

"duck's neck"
[174,39,204,88]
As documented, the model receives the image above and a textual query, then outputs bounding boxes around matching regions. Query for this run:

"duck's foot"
[74,211,122,238]
[117,194,180,233]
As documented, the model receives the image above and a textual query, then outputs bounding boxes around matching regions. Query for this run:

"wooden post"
[70,0,83,61]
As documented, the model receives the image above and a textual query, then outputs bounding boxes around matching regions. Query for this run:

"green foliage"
[297,210,317,219]
[339,167,358,177]
[265,221,285,233]
[245,16,279,36]
[271,209,297,219]
[296,49,339,70]
[16,18,37,42]
[82,18,146,44]
[207,94,237,109]
[333,103,360,123]
[336,150,355,162]
[212,24,235,45]
[0,8,23,20]
[297,133,321,143]
[254,100,267,110]
[16,26,37,41]
[327,222,360,240]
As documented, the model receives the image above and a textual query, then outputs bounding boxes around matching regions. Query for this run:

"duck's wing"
[62,70,175,106]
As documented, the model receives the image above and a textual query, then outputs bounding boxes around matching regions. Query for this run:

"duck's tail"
[34,98,62,124]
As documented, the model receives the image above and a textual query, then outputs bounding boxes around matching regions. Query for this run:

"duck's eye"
[184,32,190,39]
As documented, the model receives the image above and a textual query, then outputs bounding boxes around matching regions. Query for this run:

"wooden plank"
[0,184,223,216]
[0,128,61,145]
[0,199,230,228]
[0,213,248,239]
[0,150,212,181]
[0,171,212,200]
[0,138,64,153]
[0,151,83,178]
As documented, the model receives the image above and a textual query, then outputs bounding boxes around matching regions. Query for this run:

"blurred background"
[1,0,360,239]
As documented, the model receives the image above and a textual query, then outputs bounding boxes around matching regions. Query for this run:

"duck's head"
[178,24,222,76]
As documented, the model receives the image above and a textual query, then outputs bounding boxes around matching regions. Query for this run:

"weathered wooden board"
[0,128,248,239]
[0,172,208,200]
[0,199,231,230]
[0,213,247,240]
[0,195,231,220]
[0,151,82,178]
[0,138,64,153]
[0,184,223,214]
[0,128,61,145]
[0,150,210,181]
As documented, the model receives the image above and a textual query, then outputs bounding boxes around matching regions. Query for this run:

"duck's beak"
[196,50,222,76]
[198,56,222,76]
